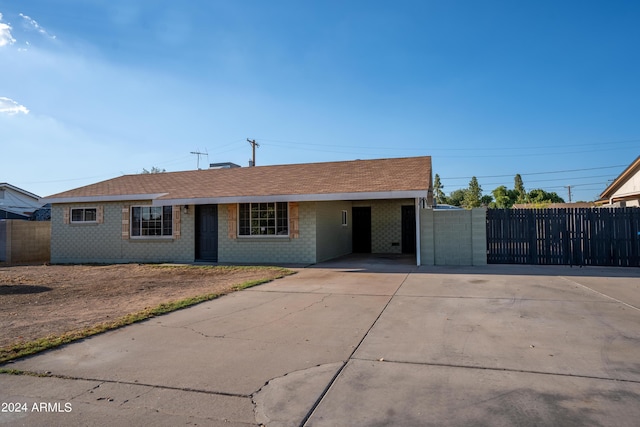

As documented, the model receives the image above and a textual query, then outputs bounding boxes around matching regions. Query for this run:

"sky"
[1,0,639,202]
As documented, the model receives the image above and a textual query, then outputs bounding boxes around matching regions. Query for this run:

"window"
[238,202,288,236]
[131,206,172,237]
[71,208,97,223]
[341,210,348,226]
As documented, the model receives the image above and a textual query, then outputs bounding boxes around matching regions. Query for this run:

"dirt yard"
[0,264,290,349]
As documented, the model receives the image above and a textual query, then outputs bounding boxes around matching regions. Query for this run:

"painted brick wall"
[353,199,412,254]
[419,209,435,266]
[420,208,487,266]
[217,202,317,264]
[434,210,473,265]
[316,200,352,262]
[51,202,195,263]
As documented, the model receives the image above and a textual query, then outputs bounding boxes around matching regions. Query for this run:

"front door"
[352,207,372,253]
[196,205,218,261]
[401,205,416,254]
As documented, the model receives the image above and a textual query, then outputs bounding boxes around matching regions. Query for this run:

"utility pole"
[247,138,259,167]
[565,185,572,203]
[190,149,208,170]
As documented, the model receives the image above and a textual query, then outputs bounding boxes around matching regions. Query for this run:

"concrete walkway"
[2,258,640,426]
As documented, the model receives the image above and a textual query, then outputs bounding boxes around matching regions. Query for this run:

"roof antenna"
[190,149,208,170]
[247,139,259,167]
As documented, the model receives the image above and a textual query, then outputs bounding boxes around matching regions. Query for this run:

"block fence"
[420,208,487,266]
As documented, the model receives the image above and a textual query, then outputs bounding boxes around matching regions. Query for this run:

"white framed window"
[238,202,288,236]
[341,210,348,226]
[131,206,173,237]
[71,207,97,223]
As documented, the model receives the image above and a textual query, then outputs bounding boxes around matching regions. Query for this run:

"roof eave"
[595,193,640,205]
[153,190,429,206]
[43,193,169,204]
[599,156,640,199]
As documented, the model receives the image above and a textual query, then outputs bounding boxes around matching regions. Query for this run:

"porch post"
[415,197,421,266]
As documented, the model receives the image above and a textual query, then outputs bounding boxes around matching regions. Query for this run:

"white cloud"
[0,97,29,115]
[0,13,17,47]
[19,13,56,40]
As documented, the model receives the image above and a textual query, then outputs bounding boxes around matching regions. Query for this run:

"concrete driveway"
[2,256,640,426]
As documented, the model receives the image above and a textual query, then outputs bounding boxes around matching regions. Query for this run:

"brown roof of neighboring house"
[597,155,640,204]
[44,156,432,204]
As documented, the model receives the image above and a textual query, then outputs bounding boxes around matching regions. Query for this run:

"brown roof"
[45,156,432,204]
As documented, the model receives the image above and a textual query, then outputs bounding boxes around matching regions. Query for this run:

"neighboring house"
[0,183,44,220]
[43,156,433,265]
[597,156,640,207]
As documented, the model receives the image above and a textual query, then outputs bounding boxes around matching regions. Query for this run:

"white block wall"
[420,208,487,266]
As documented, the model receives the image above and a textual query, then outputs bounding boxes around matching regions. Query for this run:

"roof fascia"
[153,190,427,206]
[0,183,41,200]
[597,193,640,204]
[599,156,640,199]
[42,193,168,204]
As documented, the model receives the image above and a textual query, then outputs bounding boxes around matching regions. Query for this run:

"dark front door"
[352,207,372,253]
[196,205,218,261]
[402,205,416,254]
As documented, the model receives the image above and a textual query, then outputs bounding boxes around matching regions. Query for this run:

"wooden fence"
[487,208,640,267]
[0,220,51,265]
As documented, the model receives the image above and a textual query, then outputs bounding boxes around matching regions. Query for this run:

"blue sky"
[1,1,638,202]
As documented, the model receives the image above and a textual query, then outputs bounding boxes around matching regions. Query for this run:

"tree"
[491,185,511,208]
[514,174,527,203]
[141,167,166,174]
[463,176,482,208]
[433,174,446,204]
[528,189,565,205]
[447,189,467,207]
[481,195,494,206]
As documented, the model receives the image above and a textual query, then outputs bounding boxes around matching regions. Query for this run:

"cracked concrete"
[2,258,640,426]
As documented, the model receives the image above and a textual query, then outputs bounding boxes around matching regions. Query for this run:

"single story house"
[43,156,433,265]
[597,155,640,207]
[0,183,44,220]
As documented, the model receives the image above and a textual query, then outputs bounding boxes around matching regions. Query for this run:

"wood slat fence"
[487,208,640,267]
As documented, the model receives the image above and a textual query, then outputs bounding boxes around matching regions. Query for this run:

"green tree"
[528,189,565,205]
[463,176,482,208]
[514,174,527,203]
[433,174,446,204]
[481,195,494,206]
[447,189,467,207]
[490,185,520,208]
[491,185,511,208]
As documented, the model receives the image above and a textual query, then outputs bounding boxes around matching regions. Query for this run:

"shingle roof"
[44,156,432,204]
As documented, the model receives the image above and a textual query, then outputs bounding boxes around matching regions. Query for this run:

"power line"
[442,164,627,180]
[258,137,639,152]
[257,139,635,159]
[479,173,617,187]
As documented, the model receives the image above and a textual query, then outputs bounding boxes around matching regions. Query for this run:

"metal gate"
[487,208,640,267]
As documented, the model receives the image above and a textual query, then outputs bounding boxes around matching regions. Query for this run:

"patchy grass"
[0,267,293,364]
